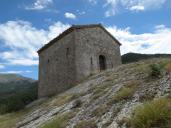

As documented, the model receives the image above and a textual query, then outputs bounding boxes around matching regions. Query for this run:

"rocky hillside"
[1,58,171,128]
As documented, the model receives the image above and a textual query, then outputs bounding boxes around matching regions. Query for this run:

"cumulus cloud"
[0,20,70,66]
[105,0,167,17]
[106,25,171,55]
[65,12,76,19]
[0,20,171,67]
[25,0,53,10]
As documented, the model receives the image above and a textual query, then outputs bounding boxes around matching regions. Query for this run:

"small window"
[66,48,69,57]
[91,57,93,65]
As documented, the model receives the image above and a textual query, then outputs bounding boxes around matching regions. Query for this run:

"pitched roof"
[37,24,121,54]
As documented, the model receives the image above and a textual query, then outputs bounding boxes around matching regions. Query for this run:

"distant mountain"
[0,74,35,83]
[122,53,171,64]
[0,74,38,114]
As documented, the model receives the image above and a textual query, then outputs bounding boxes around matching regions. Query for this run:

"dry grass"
[40,111,75,128]
[92,105,109,117]
[107,81,139,106]
[51,93,80,106]
[91,84,110,100]
[0,108,31,128]
[131,97,171,128]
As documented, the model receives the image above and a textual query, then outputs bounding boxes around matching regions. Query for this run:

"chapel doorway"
[99,55,106,71]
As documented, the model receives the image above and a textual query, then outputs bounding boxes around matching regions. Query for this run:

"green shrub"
[107,81,139,106]
[41,112,74,128]
[114,87,134,101]
[150,63,163,78]
[131,98,171,128]
[75,120,97,128]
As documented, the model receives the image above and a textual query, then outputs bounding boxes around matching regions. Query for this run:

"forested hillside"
[0,74,38,114]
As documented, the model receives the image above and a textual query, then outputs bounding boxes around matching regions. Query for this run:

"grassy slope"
[0,56,171,128]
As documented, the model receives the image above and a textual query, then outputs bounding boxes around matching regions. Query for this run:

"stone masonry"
[38,24,122,97]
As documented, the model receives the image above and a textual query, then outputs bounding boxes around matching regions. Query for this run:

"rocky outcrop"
[12,58,171,128]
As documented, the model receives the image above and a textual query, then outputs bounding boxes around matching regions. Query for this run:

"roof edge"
[37,27,74,54]
[37,24,121,54]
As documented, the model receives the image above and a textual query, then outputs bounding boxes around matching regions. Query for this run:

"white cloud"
[25,0,53,10]
[65,12,76,19]
[0,70,32,74]
[1,19,171,68]
[106,24,171,55]
[130,5,145,11]
[76,10,86,15]
[0,20,70,66]
[105,0,167,17]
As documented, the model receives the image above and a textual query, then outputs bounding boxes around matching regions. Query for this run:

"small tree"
[150,63,163,78]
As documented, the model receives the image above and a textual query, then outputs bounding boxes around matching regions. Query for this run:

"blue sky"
[0,0,171,79]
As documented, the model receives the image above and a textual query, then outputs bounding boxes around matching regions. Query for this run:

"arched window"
[99,55,106,71]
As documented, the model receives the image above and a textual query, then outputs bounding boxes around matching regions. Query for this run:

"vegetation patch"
[105,74,118,83]
[149,63,164,78]
[138,90,156,102]
[130,97,171,128]
[114,87,134,101]
[107,81,139,105]
[40,111,75,128]
[91,84,110,100]
[92,105,109,117]
[52,93,80,106]
[0,82,38,114]
[71,99,82,109]
[0,108,31,128]
[75,119,97,128]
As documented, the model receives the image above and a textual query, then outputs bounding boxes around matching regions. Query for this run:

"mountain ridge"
[122,52,171,64]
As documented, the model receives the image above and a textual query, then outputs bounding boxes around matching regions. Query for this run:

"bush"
[114,87,134,101]
[75,120,97,128]
[150,63,163,78]
[131,98,171,128]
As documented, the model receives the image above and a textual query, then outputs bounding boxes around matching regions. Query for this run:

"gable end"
[37,24,121,54]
